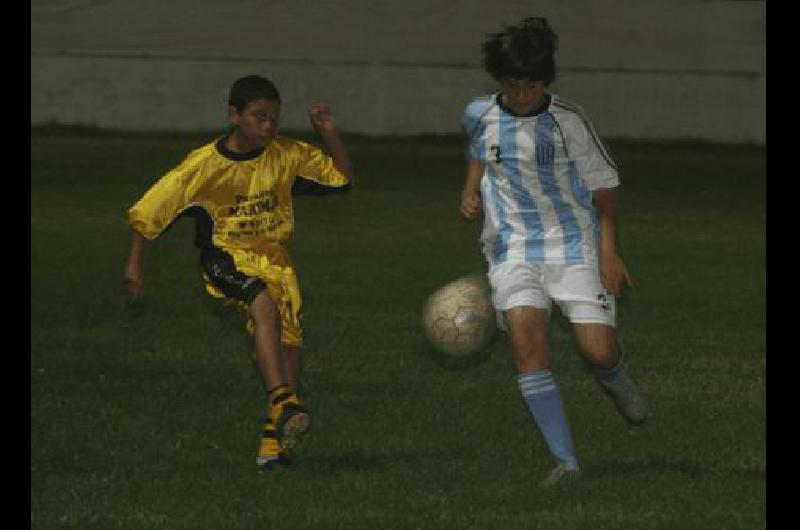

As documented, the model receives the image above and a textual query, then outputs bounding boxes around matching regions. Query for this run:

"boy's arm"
[123,148,206,300]
[593,187,632,296]
[460,158,484,220]
[124,230,148,300]
[308,103,356,184]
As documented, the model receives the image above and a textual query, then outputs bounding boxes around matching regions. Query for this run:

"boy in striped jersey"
[460,17,647,487]
[124,75,354,472]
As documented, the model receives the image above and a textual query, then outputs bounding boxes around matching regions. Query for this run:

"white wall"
[31,0,765,143]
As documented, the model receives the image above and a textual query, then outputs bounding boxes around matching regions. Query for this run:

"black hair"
[482,17,558,84]
[228,75,281,111]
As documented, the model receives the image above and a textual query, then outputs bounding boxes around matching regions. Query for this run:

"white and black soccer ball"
[421,274,496,357]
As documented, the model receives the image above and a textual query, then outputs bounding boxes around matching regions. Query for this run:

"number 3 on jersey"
[490,144,502,164]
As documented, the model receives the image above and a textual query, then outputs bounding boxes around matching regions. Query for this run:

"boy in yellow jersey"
[123,75,354,472]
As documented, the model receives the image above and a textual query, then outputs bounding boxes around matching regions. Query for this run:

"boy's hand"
[307,103,355,183]
[308,103,335,133]
[599,251,632,297]
[460,189,483,220]
[124,262,145,301]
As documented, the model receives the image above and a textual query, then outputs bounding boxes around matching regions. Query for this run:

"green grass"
[31,127,765,529]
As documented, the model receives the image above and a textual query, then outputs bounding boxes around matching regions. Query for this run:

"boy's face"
[501,79,547,113]
[229,98,281,147]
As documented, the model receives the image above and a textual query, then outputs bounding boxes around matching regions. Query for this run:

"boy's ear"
[227,105,240,124]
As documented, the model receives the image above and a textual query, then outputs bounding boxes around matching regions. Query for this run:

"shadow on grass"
[284,446,458,478]
[288,450,388,476]
[585,457,766,482]
[415,334,498,371]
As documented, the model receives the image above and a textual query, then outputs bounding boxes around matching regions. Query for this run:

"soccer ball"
[421,274,496,357]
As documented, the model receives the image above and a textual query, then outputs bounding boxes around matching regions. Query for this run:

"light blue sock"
[517,369,579,470]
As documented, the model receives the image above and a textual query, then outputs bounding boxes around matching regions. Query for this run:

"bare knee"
[506,307,552,372]
[581,344,617,368]
[512,339,551,372]
[511,328,548,357]
[573,324,618,368]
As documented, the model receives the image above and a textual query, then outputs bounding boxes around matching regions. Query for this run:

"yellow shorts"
[200,246,303,347]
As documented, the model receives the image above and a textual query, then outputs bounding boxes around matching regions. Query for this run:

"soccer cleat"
[275,404,310,450]
[269,386,310,451]
[540,462,582,488]
[597,369,648,425]
[256,452,294,472]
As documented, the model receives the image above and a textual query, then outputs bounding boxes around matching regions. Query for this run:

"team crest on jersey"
[536,141,555,165]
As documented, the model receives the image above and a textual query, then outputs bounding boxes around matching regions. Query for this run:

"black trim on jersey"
[552,99,617,171]
[553,119,570,158]
[162,204,266,304]
[291,176,352,196]
[496,93,552,118]
[215,136,265,161]
[162,205,216,251]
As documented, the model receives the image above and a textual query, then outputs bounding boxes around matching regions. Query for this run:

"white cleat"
[540,462,582,488]
[597,369,648,425]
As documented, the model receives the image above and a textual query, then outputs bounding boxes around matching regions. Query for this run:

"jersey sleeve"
[292,141,350,191]
[565,111,620,191]
[127,149,207,239]
[461,99,488,161]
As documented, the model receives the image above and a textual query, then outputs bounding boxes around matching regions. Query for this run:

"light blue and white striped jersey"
[462,93,619,266]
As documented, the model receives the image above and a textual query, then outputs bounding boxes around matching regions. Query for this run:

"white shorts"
[487,261,616,329]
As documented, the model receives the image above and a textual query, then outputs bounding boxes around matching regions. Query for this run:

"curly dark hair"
[228,75,281,111]
[482,17,559,84]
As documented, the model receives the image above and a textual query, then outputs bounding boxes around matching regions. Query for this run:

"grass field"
[31,126,765,529]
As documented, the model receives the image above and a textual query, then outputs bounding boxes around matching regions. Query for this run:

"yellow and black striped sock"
[268,384,310,451]
[256,417,280,466]
[269,384,294,403]
[269,385,301,422]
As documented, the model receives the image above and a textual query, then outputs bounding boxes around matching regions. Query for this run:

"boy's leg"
[547,263,647,426]
[255,344,303,471]
[200,250,309,468]
[249,291,285,389]
[282,345,303,391]
[573,323,647,425]
[249,292,310,452]
[506,306,581,481]
[489,262,580,485]
[248,291,293,470]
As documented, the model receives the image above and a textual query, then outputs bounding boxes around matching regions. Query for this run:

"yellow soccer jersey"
[127,136,349,254]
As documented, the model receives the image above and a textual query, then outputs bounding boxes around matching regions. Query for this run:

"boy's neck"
[216,133,267,162]
[226,131,268,154]
[499,92,551,117]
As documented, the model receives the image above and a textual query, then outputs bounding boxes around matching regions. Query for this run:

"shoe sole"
[278,412,310,450]
[626,414,647,426]
[256,455,294,472]
[540,470,582,488]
